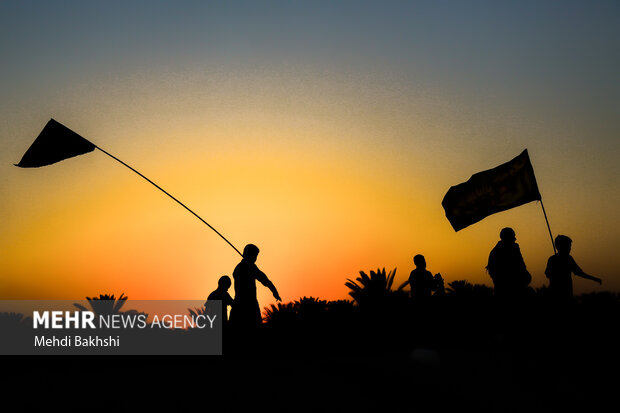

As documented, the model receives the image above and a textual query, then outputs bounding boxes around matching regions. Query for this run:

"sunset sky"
[1,1,619,308]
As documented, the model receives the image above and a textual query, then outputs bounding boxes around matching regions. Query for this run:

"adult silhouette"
[229,244,281,330]
[545,235,601,299]
[486,227,531,298]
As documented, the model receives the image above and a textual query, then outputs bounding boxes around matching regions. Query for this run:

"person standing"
[398,254,442,299]
[545,235,601,299]
[229,244,281,330]
[206,275,234,324]
[486,227,531,298]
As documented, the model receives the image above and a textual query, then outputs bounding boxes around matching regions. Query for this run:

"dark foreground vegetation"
[4,273,620,412]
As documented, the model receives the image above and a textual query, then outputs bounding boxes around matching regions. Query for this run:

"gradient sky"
[1,1,619,307]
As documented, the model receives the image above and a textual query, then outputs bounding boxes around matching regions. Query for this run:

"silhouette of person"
[206,275,234,323]
[229,244,281,329]
[486,227,531,298]
[545,235,602,299]
[398,255,442,299]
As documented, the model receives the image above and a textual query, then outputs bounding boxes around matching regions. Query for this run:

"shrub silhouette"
[345,268,397,307]
[263,301,297,326]
[325,299,355,318]
[577,291,620,307]
[0,312,25,323]
[263,297,331,325]
[446,280,493,298]
[295,296,327,321]
[188,306,208,318]
[74,293,128,316]
[0,311,31,329]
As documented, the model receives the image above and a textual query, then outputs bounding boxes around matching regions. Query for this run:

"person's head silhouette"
[413,254,426,269]
[555,235,572,254]
[243,244,260,263]
[500,227,516,243]
[218,275,232,290]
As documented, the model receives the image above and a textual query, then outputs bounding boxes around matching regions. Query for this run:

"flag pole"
[540,199,556,255]
[93,145,243,257]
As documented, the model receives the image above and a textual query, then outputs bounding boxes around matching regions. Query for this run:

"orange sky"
[1,2,619,308]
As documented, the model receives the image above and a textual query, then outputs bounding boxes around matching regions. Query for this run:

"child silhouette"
[206,275,235,323]
[398,254,441,299]
[545,235,602,299]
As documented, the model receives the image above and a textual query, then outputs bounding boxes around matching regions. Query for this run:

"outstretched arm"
[270,284,282,301]
[571,258,602,284]
[255,266,282,301]
[264,279,281,301]
[574,266,602,285]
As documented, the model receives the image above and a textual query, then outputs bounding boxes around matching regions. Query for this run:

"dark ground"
[6,346,617,412]
[5,294,619,412]
[2,292,620,412]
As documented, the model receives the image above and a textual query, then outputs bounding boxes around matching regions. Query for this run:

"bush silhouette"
[263,301,297,326]
[345,268,398,307]
[263,296,333,327]
[74,293,128,316]
[446,280,493,298]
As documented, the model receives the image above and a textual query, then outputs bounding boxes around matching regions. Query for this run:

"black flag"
[442,149,541,231]
[14,117,244,256]
[15,119,95,168]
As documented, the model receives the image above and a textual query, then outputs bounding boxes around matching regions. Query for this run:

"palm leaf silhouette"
[346,268,397,306]
[74,293,128,316]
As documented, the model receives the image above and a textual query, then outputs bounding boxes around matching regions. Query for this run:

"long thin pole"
[540,199,556,255]
[94,145,243,257]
